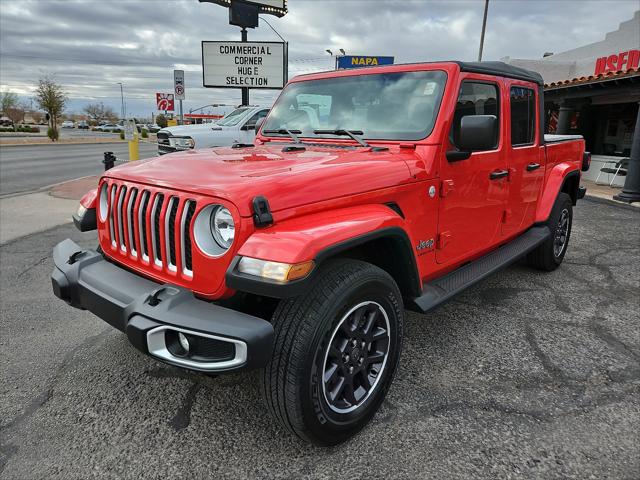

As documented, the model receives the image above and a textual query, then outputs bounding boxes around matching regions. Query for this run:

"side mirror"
[241,124,255,131]
[447,115,498,161]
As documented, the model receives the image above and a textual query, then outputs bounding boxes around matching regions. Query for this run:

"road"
[0,142,158,196]
[1,198,638,479]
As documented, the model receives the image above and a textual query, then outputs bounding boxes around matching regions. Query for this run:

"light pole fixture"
[117,82,125,120]
[339,48,346,56]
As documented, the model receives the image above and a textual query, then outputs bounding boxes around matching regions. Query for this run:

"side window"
[510,87,536,146]
[451,81,499,148]
[245,110,269,128]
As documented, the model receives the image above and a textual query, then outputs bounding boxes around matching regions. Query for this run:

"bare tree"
[83,102,105,121]
[35,76,66,141]
[30,111,44,124]
[5,106,25,131]
[103,106,118,122]
[1,91,19,114]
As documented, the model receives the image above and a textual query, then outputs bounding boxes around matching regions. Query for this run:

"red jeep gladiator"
[52,61,589,445]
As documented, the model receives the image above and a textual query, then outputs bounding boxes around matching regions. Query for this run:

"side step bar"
[411,226,551,313]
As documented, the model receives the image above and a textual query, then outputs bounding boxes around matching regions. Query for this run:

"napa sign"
[336,55,394,69]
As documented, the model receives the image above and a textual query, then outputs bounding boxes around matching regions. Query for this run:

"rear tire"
[527,193,573,271]
[260,259,404,446]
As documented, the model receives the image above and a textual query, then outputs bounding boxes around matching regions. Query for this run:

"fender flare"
[535,165,580,223]
[226,204,420,298]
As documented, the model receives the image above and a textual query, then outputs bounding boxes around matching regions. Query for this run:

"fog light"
[178,332,190,353]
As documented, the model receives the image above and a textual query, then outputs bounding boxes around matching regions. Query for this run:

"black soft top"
[455,61,544,85]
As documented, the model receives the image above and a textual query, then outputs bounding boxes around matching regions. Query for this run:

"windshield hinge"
[252,196,273,227]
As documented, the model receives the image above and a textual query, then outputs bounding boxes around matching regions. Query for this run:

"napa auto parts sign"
[201,41,285,89]
[156,93,174,111]
[337,55,394,69]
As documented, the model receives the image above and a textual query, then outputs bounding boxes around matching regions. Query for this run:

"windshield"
[262,70,447,141]
[217,107,250,126]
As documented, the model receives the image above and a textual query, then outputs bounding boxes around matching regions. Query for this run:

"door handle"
[526,163,541,171]
[489,169,509,180]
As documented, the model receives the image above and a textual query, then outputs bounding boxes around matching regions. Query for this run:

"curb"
[583,193,640,210]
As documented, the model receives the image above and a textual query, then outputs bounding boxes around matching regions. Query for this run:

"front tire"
[527,192,573,271]
[261,259,404,446]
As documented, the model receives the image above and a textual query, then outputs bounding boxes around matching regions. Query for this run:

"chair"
[595,158,629,186]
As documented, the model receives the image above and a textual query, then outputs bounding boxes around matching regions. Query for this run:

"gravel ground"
[1,198,639,479]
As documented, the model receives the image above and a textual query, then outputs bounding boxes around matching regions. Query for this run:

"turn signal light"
[237,257,314,282]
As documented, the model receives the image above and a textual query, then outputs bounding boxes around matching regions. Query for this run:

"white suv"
[156,106,270,155]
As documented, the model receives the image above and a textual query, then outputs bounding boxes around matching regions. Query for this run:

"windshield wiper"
[263,129,302,144]
[313,129,370,148]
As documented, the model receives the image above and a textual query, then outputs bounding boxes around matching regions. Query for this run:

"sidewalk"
[582,178,640,208]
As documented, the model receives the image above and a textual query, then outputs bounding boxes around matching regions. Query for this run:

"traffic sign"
[201,41,285,90]
[174,70,185,100]
[156,93,174,112]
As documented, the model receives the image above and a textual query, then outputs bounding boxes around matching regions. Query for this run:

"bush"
[119,131,125,140]
[47,127,59,141]
[141,129,148,139]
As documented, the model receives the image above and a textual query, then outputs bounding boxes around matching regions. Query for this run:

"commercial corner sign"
[156,93,175,112]
[202,41,285,90]
[174,70,185,100]
[337,55,394,70]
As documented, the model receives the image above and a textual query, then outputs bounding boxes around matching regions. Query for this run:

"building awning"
[545,67,639,91]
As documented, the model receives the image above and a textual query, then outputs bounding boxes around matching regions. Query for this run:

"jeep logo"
[416,239,434,251]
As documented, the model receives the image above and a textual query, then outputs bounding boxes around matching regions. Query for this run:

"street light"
[259,15,288,83]
[117,82,125,120]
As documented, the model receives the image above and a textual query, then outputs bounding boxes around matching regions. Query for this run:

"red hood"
[104,144,425,217]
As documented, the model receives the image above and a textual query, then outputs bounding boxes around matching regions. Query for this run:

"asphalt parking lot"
[1,197,638,479]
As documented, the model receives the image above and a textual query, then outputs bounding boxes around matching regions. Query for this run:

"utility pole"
[117,82,125,120]
[478,0,489,62]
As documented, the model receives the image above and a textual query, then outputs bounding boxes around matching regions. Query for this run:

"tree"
[30,111,44,124]
[156,114,167,128]
[5,105,25,131]
[35,76,66,142]
[83,102,105,121]
[1,91,18,114]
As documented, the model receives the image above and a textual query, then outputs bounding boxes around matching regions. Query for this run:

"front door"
[436,76,509,265]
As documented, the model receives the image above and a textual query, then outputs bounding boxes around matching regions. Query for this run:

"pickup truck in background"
[156,105,270,155]
[53,61,589,446]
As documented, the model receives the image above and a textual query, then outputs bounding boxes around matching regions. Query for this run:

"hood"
[160,123,228,136]
[105,144,427,217]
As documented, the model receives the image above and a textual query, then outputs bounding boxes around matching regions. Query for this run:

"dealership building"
[504,11,639,188]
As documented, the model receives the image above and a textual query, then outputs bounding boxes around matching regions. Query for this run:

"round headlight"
[193,204,235,257]
[211,206,235,249]
[98,183,108,222]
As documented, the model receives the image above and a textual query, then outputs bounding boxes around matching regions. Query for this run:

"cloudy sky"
[1,0,638,118]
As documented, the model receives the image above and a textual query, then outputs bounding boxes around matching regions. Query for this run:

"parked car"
[77,121,89,130]
[96,123,122,132]
[61,120,75,128]
[53,61,589,446]
[156,106,269,155]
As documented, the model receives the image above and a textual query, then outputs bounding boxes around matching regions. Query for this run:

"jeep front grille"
[104,181,195,278]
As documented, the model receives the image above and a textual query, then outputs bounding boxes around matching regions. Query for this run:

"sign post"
[174,70,185,124]
[124,119,139,161]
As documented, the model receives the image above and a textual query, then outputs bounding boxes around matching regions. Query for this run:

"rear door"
[502,82,545,235]
[436,76,509,265]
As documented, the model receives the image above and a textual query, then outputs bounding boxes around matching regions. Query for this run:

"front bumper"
[51,239,273,373]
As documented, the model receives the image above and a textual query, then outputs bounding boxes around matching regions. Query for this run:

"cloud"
[1,0,637,117]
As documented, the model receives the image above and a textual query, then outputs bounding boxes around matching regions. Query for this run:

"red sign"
[156,93,174,112]
[594,49,639,76]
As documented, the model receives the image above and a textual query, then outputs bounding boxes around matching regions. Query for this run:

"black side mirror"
[241,124,256,131]
[447,114,498,162]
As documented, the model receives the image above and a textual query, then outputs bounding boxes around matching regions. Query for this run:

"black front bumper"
[51,239,273,373]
